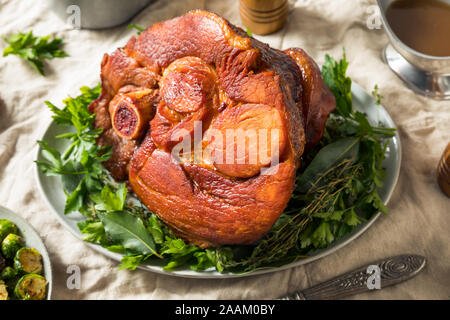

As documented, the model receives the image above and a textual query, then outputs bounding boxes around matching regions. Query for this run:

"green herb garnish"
[372,84,383,105]
[127,24,145,35]
[2,31,68,75]
[37,52,396,272]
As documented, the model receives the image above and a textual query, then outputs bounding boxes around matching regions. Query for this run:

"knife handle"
[281,254,426,300]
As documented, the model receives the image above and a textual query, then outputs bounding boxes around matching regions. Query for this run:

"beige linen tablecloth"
[0,0,449,299]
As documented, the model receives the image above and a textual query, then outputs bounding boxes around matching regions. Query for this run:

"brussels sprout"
[0,266,18,280]
[0,280,8,300]
[5,276,19,297]
[1,233,24,259]
[14,274,47,300]
[0,253,5,271]
[0,219,18,242]
[14,248,43,274]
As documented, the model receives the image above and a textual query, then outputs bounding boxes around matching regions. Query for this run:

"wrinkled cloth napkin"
[0,0,448,299]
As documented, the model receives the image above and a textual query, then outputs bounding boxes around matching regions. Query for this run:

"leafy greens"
[3,31,68,75]
[127,24,145,35]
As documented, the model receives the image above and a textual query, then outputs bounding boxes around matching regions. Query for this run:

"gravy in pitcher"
[386,0,450,57]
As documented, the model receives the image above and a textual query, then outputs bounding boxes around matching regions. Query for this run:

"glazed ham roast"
[89,10,335,248]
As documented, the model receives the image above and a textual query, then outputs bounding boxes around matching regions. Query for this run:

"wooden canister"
[239,0,289,35]
[437,142,450,197]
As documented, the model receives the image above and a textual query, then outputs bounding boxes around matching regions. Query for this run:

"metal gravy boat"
[377,0,450,100]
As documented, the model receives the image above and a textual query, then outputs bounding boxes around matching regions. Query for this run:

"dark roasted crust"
[284,48,336,150]
[89,10,334,247]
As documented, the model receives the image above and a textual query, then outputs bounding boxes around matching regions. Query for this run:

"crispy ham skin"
[284,48,336,150]
[89,10,335,247]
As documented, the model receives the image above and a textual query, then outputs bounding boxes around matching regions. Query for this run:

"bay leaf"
[101,211,158,257]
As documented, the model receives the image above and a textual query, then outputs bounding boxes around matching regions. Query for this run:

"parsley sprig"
[127,24,145,35]
[36,85,111,215]
[2,31,68,75]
